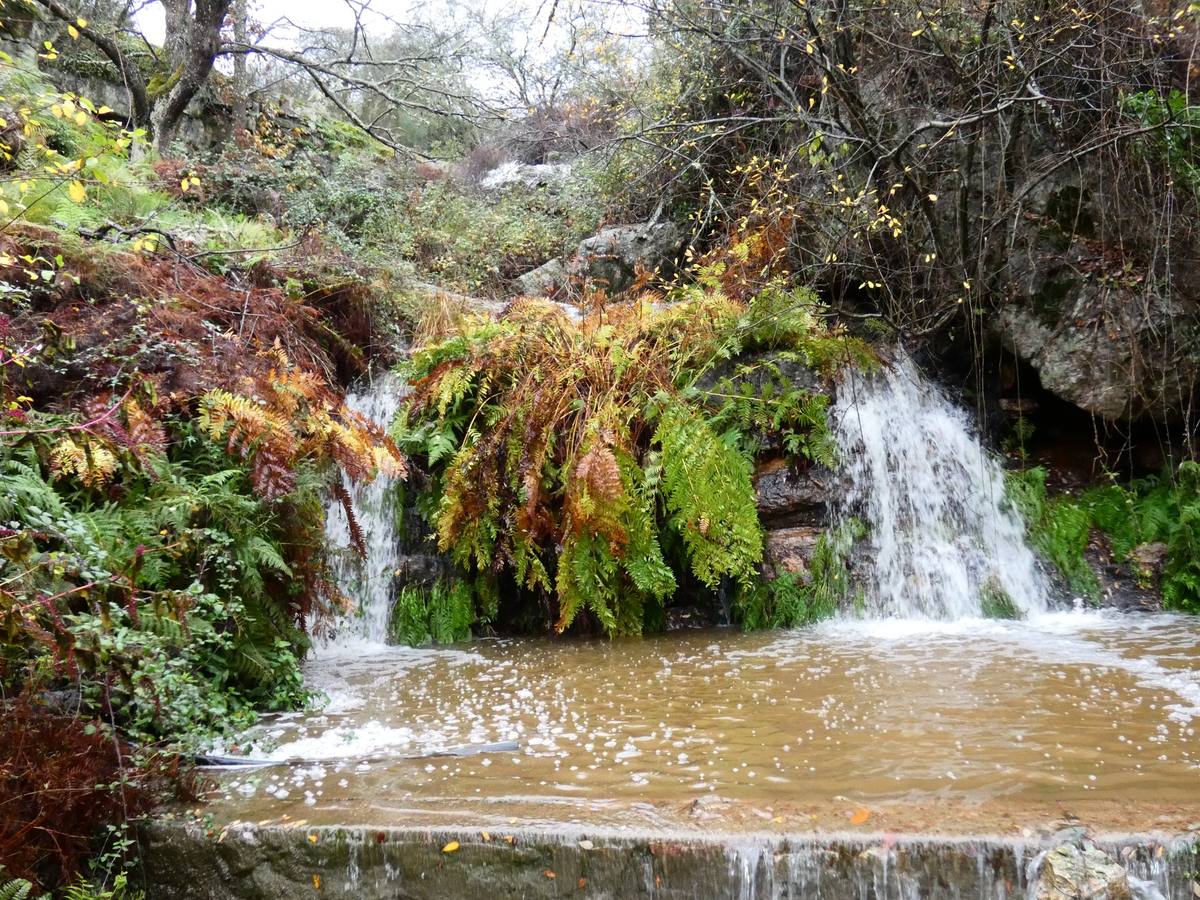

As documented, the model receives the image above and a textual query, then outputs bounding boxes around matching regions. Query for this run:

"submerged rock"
[1035,843,1132,900]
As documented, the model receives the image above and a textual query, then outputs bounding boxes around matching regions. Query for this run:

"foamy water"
[834,352,1049,619]
[319,373,407,648]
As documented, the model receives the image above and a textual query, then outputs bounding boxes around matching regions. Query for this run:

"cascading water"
[833,350,1048,619]
[320,372,407,647]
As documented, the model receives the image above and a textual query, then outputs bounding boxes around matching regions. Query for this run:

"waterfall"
[320,372,406,647]
[832,351,1048,619]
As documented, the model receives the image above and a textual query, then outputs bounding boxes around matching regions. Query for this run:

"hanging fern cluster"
[396,268,871,637]
[0,357,400,741]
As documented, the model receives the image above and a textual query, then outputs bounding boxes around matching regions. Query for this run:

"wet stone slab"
[137,822,1200,900]
[167,612,1200,896]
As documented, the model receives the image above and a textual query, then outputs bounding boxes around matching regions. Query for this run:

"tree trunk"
[231,0,249,133]
[150,0,233,156]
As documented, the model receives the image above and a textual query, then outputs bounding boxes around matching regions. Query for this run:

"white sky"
[136,0,552,46]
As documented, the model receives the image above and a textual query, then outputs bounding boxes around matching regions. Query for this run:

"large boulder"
[1034,843,1132,900]
[516,221,685,297]
[997,184,1200,423]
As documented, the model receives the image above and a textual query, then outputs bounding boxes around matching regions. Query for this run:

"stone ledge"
[137,821,1199,900]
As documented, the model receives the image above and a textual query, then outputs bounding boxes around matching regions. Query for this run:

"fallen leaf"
[578,878,587,889]
[312,874,321,889]
[578,839,594,850]
[544,870,556,879]
[480,830,491,842]
[308,833,319,844]
[442,840,460,853]
[850,808,871,826]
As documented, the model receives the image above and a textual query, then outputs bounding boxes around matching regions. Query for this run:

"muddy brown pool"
[204,611,1200,834]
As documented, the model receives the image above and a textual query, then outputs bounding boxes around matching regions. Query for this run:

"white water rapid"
[320,372,406,647]
[833,351,1049,620]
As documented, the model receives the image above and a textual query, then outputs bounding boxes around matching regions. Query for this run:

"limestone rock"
[1035,843,1132,900]
[572,222,684,293]
[515,221,685,297]
[514,257,567,298]
[997,188,1200,423]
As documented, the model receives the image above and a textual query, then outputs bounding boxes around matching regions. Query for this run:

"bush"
[1008,462,1200,612]
[394,229,872,636]
[1,359,401,741]
[0,701,169,891]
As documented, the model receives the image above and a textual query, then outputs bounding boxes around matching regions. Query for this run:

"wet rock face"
[755,461,831,527]
[998,186,1200,424]
[1035,843,1132,900]
[516,221,685,296]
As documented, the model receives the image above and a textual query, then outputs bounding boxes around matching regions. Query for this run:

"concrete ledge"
[137,821,1199,899]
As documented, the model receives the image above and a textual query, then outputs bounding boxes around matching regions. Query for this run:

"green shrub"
[1006,467,1100,598]
[395,259,869,635]
[1084,462,1200,612]
[390,580,474,646]
[1008,462,1200,612]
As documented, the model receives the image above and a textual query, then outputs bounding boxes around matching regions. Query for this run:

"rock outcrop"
[516,221,685,297]
[997,183,1200,423]
[1033,842,1133,900]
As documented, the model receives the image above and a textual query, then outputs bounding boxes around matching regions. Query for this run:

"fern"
[0,877,32,900]
[397,241,868,636]
[654,404,763,589]
[387,577,477,647]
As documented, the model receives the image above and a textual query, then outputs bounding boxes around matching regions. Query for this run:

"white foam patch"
[262,720,430,761]
[809,611,1200,725]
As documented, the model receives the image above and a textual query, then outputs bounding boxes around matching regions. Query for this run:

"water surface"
[206,612,1200,834]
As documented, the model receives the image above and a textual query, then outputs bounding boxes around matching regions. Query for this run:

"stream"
[204,354,1200,844]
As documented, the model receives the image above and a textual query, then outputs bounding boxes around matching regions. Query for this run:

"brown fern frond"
[331,479,366,558]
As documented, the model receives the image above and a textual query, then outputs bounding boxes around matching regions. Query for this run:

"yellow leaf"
[67,181,86,203]
[180,179,190,193]
[77,17,88,27]
[311,874,320,889]
[927,193,938,202]
[67,25,79,39]
[74,111,87,126]
[442,840,460,853]
[850,808,871,825]
[0,200,8,215]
